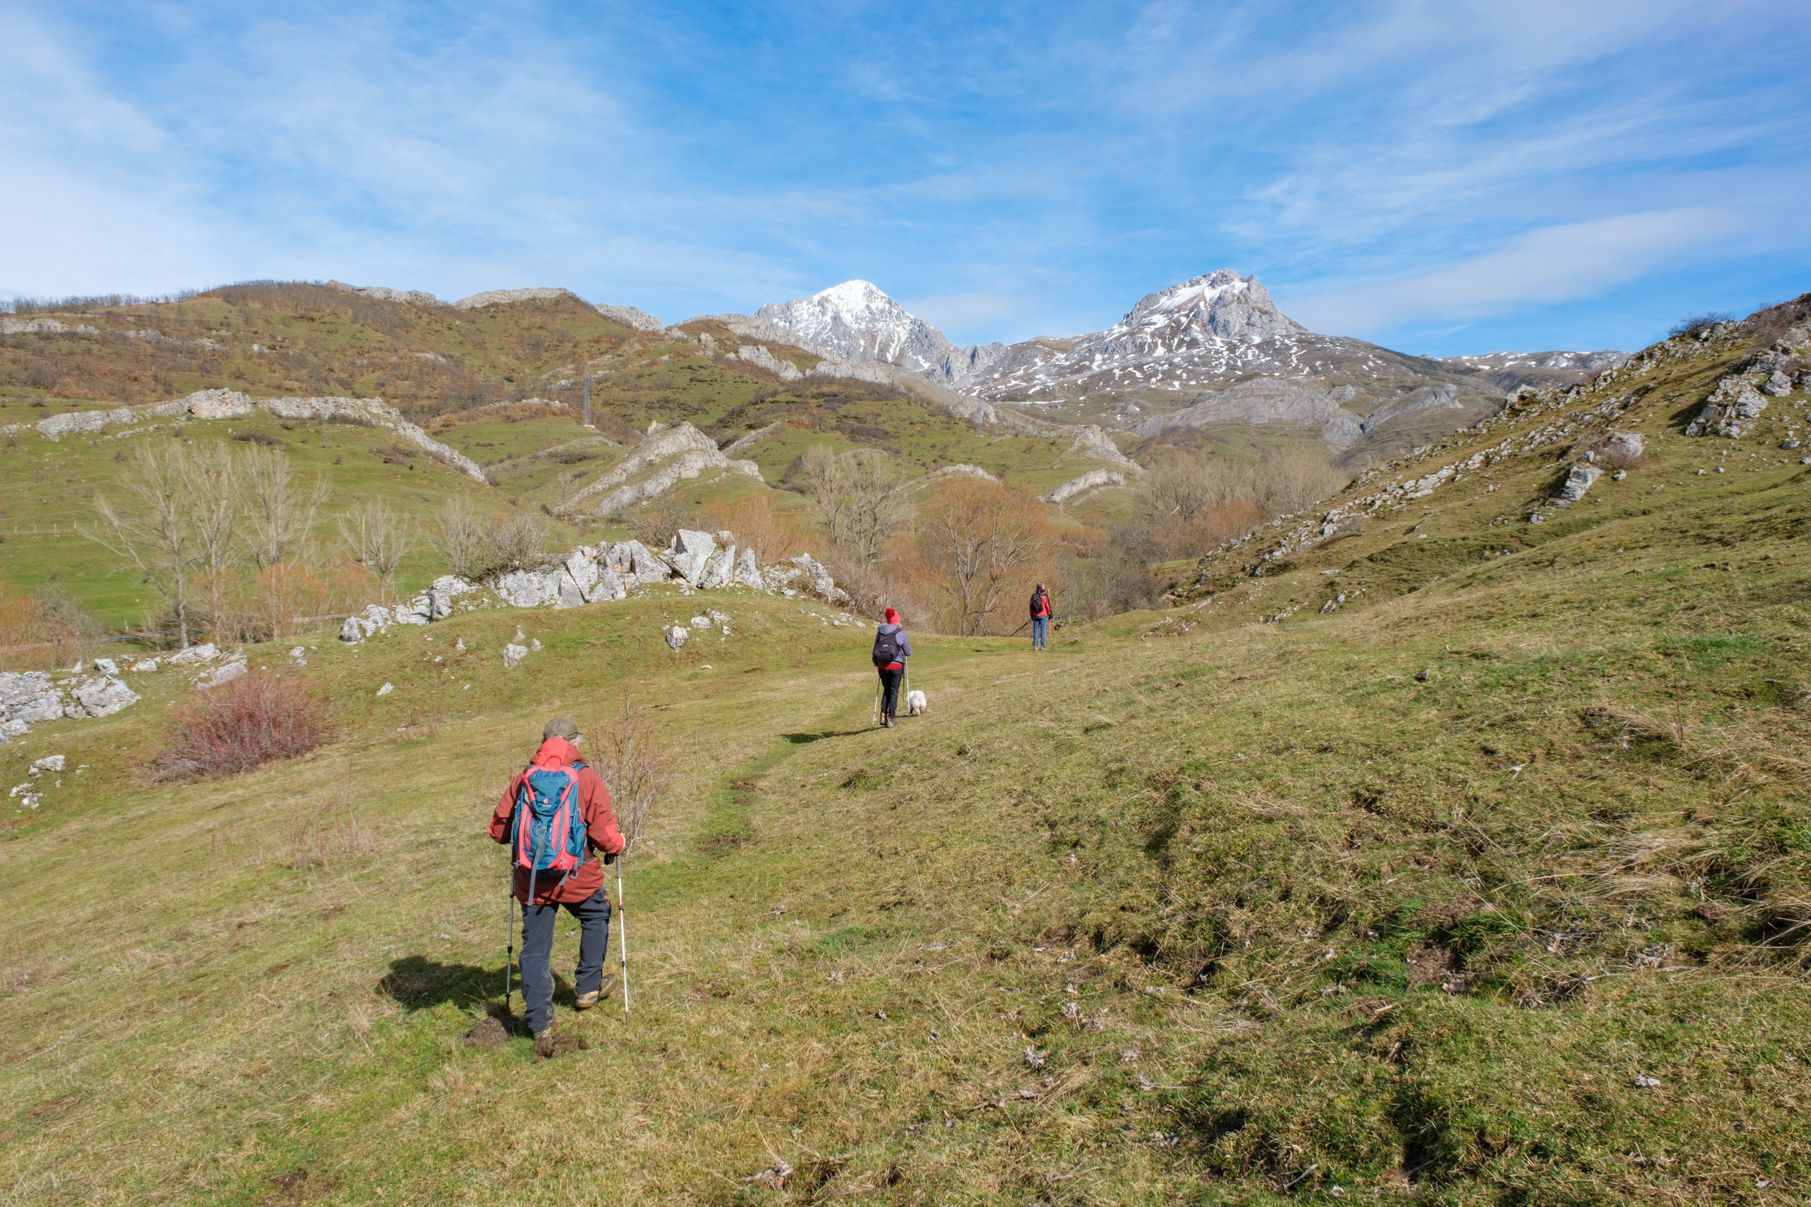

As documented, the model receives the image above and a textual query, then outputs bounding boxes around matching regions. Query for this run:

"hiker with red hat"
[488,717,625,1050]
[872,607,912,728]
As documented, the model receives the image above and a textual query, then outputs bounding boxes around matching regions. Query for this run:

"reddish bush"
[157,670,331,780]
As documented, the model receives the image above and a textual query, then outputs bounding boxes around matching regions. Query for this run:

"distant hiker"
[488,717,625,1049]
[1029,583,1054,650]
[873,606,911,728]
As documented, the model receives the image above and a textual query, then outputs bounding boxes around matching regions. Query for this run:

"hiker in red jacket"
[872,606,911,728]
[1030,583,1053,650]
[488,717,625,1046]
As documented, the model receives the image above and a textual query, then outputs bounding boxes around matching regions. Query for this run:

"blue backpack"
[510,752,589,876]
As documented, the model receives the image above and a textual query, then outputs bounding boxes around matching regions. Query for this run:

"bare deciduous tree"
[1254,446,1348,517]
[797,445,908,566]
[338,500,413,599]
[243,444,326,570]
[179,443,247,639]
[917,479,1044,635]
[89,443,201,648]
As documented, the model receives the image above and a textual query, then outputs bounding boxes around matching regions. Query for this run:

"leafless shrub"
[1668,311,1732,339]
[157,670,331,781]
[589,698,676,856]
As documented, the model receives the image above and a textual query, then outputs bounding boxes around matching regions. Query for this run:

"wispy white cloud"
[1282,208,1764,336]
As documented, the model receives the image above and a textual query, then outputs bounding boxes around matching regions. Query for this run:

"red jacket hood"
[884,608,900,624]
[533,736,582,765]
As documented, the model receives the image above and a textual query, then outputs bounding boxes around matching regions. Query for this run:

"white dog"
[905,689,928,717]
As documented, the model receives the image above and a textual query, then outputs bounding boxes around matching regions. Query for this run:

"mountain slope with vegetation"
[1,294,1806,1202]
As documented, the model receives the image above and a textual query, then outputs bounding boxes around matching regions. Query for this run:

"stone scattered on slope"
[665,626,688,650]
[195,658,248,690]
[376,682,394,697]
[501,643,528,670]
[67,676,138,718]
[29,755,65,776]
[1555,463,1603,503]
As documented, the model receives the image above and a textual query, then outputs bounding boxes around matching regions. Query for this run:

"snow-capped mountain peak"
[1109,269,1302,344]
[756,280,956,373]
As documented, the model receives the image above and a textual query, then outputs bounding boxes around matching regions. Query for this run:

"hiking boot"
[575,975,617,1010]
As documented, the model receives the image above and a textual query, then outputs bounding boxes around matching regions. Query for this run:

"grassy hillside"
[1,304,1806,1202]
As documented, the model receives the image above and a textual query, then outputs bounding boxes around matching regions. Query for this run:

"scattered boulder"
[195,658,248,690]
[1762,370,1793,397]
[376,682,394,697]
[28,755,65,777]
[502,643,528,670]
[1687,375,1769,437]
[67,676,138,718]
[1555,463,1603,502]
[1601,431,1644,462]
[167,643,222,665]
[493,568,563,608]
[1,672,67,731]
[668,530,718,585]
[734,547,765,590]
[665,626,689,650]
[789,554,849,605]
[130,658,159,673]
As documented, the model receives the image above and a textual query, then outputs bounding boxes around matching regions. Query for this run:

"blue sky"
[3,0,1809,355]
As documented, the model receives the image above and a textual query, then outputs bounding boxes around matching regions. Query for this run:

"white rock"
[68,676,138,718]
[734,547,765,590]
[428,574,477,619]
[195,659,248,690]
[28,755,65,777]
[130,658,160,673]
[167,643,221,665]
[699,544,736,590]
[493,568,563,608]
[502,643,528,670]
[530,638,543,652]
[665,625,689,650]
[0,672,66,730]
[93,657,119,676]
[376,682,394,696]
[668,529,718,585]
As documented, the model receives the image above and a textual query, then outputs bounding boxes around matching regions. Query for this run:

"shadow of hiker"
[782,729,868,745]
[379,955,499,1012]
[379,956,585,1016]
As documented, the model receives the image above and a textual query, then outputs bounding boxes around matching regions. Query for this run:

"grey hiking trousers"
[520,885,611,1034]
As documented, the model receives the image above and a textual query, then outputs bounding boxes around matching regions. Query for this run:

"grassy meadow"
[3,312,1809,1203]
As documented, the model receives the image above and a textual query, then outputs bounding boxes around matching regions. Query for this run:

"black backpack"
[1029,590,1046,618]
[872,628,901,667]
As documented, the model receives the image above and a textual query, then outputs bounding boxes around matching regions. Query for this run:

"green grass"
[2,309,1809,1203]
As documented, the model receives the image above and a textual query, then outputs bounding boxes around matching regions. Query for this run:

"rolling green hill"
[0,296,1806,1202]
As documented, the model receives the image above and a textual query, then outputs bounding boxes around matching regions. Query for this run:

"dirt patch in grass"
[534,1030,590,1059]
[461,1016,512,1049]
[1405,943,1464,992]
[264,1166,333,1204]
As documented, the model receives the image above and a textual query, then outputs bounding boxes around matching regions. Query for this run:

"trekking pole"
[871,678,881,727]
[616,855,630,1016]
[503,862,514,1018]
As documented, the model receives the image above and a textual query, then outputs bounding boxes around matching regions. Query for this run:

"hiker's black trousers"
[878,666,903,720]
[520,885,611,1034]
